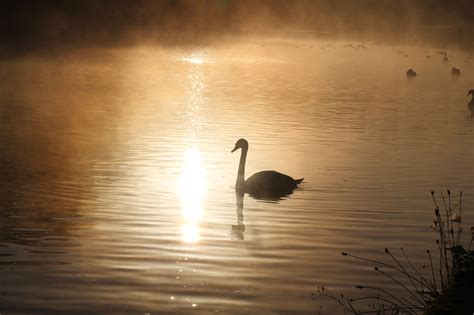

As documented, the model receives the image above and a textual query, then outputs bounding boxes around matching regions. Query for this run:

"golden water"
[1,39,473,314]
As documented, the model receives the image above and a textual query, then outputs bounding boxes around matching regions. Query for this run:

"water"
[1,39,473,314]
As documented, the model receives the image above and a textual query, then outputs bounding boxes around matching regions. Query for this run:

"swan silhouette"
[231,138,303,199]
[468,89,474,115]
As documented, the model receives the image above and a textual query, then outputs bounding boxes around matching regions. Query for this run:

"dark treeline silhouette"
[1,0,473,55]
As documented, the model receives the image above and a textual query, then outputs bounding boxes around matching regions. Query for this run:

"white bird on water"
[468,89,474,116]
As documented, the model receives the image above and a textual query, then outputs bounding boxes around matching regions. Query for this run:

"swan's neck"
[236,148,248,190]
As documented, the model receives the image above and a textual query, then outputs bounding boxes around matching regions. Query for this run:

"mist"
[2,0,474,57]
[2,1,474,314]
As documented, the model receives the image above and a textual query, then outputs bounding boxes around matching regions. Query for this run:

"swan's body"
[406,69,416,78]
[245,171,303,197]
[468,89,474,115]
[231,139,303,199]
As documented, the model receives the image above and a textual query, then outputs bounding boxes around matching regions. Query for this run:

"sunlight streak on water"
[178,49,208,243]
[184,59,206,141]
[183,56,204,64]
[180,149,206,243]
[181,51,205,65]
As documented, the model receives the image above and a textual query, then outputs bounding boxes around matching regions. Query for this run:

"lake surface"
[1,38,473,314]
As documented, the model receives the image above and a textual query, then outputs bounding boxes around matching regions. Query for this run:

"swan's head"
[231,138,249,153]
[468,89,474,96]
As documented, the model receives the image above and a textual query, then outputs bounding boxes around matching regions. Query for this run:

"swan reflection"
[231,192,245,240]
[180,149,206,243]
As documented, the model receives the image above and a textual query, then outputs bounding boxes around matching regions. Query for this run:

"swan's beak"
[231,146,238,153]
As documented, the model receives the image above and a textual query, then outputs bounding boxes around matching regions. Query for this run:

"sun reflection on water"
[182,56,204,64]
[180,149,206,243]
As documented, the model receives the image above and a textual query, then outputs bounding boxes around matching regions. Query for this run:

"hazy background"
[1,1,474,314]
[2,0,474,56]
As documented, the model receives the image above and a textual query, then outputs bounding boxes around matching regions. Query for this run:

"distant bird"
[231,138,303,199]
[468,89,474,115]
[451,67,461,76]
[406,69,417,78]
[443,54,449,63]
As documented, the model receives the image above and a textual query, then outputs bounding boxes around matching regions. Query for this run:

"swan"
[468,89,474,115]
[451,67,461,75]
[406,69,416,78]
[231,138,303,198]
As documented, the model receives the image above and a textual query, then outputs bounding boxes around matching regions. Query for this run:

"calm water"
[1,39,474,314]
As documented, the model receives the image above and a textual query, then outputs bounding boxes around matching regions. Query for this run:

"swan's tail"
[294,178,304,185]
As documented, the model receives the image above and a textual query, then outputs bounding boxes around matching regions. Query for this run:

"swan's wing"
[245,171,297,197]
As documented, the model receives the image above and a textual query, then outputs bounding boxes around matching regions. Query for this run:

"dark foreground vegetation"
[314,191,474,315]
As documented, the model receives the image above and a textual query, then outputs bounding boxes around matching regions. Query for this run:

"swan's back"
[244,170,303,198]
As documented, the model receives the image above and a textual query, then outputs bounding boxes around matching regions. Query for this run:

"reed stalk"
[314,190,472,314]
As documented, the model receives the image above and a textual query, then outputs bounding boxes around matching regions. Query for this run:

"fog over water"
[1,1,474,314]
[1,0,474,54]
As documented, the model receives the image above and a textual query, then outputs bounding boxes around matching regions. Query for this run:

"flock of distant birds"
[405,65,461,77]
[261,42,473,115]
[405,50,461,77]
[239,43,474,200]
[402,50,473,115]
